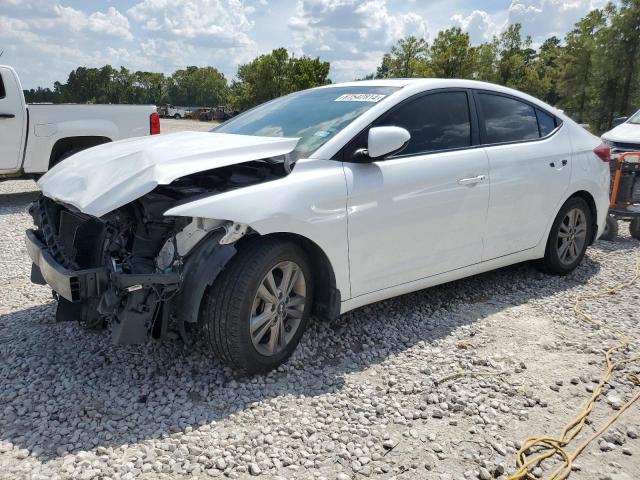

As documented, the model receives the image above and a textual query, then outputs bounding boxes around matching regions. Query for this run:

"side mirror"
[612,116,628,127]
[354,126,411,161]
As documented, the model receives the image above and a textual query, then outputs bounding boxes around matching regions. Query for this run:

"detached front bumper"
[25,229,109,302]
[26,229,181,303]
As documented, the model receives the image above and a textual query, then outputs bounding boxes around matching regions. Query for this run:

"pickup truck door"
[0,66,27,172]
[343,90,489,297]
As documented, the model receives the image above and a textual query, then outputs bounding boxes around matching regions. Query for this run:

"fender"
[24,119,119,173]
[164,158,352,299]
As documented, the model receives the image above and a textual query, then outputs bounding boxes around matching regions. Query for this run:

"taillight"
[150,112,160,135]
[593,142,610,162]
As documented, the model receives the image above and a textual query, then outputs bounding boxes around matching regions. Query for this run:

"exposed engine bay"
[27,158,290,344]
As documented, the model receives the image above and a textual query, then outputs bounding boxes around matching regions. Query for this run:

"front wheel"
[200,238,314,374]
[541,197,592,275]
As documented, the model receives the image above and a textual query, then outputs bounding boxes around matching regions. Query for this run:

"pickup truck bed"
[0,65,159,178]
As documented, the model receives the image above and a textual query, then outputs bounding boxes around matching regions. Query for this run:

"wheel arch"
[238,231,341,321]
[566,190,598,244]
[49,136,111,168]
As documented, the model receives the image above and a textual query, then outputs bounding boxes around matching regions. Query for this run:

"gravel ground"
[1,141,639,480]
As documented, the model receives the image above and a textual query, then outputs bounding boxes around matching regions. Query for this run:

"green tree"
[375,36,430,78]
[231,48,330,110]
[429,27,475,78]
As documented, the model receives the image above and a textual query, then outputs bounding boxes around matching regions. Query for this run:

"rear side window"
[377,91,471,155]
[478,93,539,144]
[0,73,5,99]
[536,108,557,136]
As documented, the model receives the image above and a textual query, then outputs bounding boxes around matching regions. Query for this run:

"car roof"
[319,78,508,90]
[320,78,567,117]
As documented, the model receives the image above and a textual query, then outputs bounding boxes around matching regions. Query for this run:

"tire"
[200,237,314,374]
[600,215,619,241]
[173,114,181,119]
[541,197,592,275]
[630,218,640,240]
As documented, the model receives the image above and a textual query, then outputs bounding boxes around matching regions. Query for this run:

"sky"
[0,0,609,89]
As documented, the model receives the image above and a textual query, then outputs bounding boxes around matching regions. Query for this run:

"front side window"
[214,86,400,157]
[376,91,471,155]
[478,93,539,144]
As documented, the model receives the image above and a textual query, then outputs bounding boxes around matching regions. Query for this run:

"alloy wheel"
[556,207,587,265]
[250,261,306,356]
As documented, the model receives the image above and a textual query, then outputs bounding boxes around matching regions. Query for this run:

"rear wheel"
[600,215,619,241]
[200,238,314,374]
[630,218,640,240]
[541,197,592,275]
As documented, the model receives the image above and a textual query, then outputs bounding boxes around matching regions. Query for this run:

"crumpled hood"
[38,131,299,217]
[602,122,640,143]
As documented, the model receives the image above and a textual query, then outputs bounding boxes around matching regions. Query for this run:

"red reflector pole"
[150,112,161,135]
[593,142,610,161]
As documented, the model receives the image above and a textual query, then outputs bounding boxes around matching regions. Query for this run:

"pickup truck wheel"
[200,238,314,374]
[173,114,181,119]
[541,197,592,275]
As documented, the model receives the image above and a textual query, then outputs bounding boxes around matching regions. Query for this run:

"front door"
[0,67,26,172]
[343,90,490,297]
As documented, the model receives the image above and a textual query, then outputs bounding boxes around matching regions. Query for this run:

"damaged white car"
[26,79,610,373]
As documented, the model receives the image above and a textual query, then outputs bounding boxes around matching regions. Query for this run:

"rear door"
[344,90,490,296]
[0,67,27,172]
[476,91,571,260]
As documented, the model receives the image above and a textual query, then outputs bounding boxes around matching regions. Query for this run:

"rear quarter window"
[0,73,5,99]
[536,108,557,136]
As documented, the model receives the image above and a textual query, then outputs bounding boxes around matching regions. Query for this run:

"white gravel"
[1,145,639,479]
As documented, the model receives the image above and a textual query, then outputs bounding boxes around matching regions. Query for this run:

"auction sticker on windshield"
[334,93,387,102]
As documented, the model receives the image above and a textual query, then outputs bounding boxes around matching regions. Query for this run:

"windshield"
[629,110,640,124]
[213,86,400,156]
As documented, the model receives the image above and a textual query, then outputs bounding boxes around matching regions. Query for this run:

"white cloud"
[451,10,502,43]
[508,0,609,41]
[289,0,428,80]
[127,0,254,48]
[52,5,133,40]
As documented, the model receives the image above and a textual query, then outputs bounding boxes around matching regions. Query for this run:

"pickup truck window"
[213,86,400,156]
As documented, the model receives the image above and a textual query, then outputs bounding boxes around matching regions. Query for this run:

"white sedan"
[28,79,610,373]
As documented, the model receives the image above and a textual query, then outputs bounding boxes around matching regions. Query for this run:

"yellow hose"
[507,249,640,480]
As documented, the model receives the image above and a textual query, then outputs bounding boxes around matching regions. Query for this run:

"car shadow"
[0,190,40,216]
[0,248,608,462]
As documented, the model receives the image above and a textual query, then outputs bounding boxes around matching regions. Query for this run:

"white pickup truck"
[0,65,160,179]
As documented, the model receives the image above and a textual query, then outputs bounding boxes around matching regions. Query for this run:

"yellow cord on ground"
[507,250,640,480]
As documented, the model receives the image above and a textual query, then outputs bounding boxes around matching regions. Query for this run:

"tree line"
[23,48,331,113]
[23,0,639,133]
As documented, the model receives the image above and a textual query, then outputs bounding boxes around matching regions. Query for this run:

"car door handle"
[0,113,16,118]
[458,175,486,186]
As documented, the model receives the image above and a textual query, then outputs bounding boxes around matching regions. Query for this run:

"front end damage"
[26,160,289,344]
